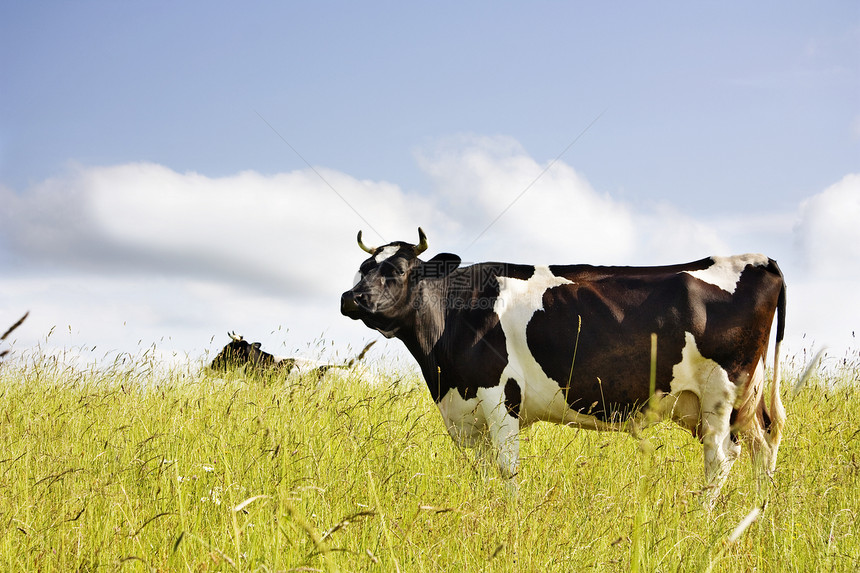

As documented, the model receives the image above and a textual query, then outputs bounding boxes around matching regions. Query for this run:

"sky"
[1,1,858,372]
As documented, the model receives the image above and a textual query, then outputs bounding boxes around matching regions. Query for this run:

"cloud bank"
[1,136,857,365]
[794,174,860,273]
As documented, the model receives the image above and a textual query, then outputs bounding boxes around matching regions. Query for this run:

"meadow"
[0,346,858,572]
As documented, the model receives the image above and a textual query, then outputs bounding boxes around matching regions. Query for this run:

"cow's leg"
[744,418,772,498]
[471,434,496,479]
[736,364,768,482]
[765,343,787,475]
[476,384,521,495]
[436,388,499,480]
[758,351,786,479]
[700,368,741,506]
[735,361,782,497]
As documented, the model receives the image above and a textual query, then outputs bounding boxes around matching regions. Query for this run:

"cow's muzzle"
[340,291,361,318]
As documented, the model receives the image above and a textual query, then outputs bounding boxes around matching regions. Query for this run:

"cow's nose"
[341,291,360,316]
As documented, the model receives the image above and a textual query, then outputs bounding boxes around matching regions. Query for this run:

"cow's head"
[340,227,460,338]
[208,331,274,372]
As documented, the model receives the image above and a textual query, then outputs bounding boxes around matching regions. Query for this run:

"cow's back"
[494,256,783,422]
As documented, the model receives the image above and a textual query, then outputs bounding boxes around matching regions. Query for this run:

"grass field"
[0,348,858,572]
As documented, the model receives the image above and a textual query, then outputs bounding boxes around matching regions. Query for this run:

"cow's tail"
[765,266,787,473]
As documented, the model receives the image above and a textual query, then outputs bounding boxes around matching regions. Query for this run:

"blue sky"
[1,2,858,369]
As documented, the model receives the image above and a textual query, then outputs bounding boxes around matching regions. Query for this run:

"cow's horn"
[228,331,243,342]
[414,227,428,255]
[357,231,375,254]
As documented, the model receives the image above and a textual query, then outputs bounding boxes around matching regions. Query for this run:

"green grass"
[0,351,858,572]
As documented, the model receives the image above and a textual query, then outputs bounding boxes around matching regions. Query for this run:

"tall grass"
[0,349,858,571]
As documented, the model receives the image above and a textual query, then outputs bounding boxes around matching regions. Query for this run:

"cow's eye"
[380,262,402,278]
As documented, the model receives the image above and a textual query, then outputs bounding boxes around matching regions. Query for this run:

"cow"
[208,332,375,378]
[341,228,786,502]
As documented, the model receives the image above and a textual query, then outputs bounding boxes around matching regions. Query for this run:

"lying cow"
[341,228,786,501]
[208,332,375,378]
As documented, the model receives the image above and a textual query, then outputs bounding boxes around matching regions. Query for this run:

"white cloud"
[0,162,441,299]
[794,173,860,274]
[415,135,742,266]
[416,135,637,263]
[784,173,860,356]
[633,202,732,264]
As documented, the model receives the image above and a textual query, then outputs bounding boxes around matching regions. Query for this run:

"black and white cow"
[341,228,786,500]
[208,332,375,378]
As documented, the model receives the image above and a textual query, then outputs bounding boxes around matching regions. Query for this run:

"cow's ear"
[418,253,461,279]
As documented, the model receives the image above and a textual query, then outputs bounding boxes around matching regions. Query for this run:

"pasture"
[0,347,858,572]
